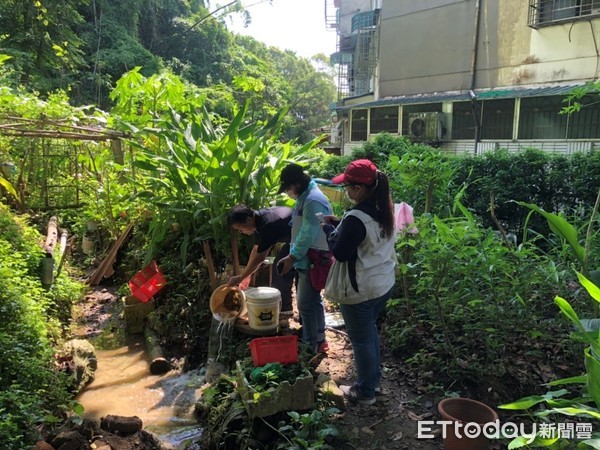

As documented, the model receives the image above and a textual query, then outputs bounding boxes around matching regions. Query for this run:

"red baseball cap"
[332,159,378,185]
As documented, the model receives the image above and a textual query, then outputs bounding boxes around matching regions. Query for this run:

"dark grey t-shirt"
[254,207,293,252]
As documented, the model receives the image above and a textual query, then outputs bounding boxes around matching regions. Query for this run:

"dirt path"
[311,323,443,450]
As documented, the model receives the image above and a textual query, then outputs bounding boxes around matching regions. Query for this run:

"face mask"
[285,187,298,200]
[345,189,355,204]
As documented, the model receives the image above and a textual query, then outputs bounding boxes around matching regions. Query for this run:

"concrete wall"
[378,0,476,97]
[377,0,600,98]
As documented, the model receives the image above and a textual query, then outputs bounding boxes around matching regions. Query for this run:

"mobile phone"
[315,212,325,223]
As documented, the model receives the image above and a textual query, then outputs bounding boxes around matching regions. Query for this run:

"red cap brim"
[331,173,346,185]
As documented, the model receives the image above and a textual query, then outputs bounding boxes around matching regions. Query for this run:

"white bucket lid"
[245,286,281,300]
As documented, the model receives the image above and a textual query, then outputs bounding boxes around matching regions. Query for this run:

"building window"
[350,109,368,141]
[567,94,600,138]
[402,103,443,136]
[370,106,399,134]
[481,99,515,140]
[528,0,600,28]
[519,96,568,139]
[452,101,481,140]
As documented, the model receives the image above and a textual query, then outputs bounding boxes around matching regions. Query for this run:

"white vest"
[325,209,396,304]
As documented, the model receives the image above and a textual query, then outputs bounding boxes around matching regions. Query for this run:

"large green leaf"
[585,347,600,409]
[579,439,600,449]
[547,375,587,386]
[518,202,585,265]
[577,272,600,304]
[555,296,585,333]
[0,176,18,201]
[537,405,600,420]
[499,395,550,410]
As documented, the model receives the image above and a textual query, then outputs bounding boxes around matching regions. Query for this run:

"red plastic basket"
[128,260,166,303]
[249,335,298,367]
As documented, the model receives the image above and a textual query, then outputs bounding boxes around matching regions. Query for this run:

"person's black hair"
[362,171,394,238]
[227,204,254,227]
[279,163,311,194]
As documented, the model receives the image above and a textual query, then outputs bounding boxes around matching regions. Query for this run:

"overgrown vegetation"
[0,0,337,143]
[196,356,341,449]
[0,204,84,450]
[3,34,600,446]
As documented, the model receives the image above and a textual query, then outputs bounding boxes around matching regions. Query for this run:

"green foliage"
[351,133,411,168]
[118,76,316,264]
[453,148,600,235]
[0,0,87,93]
[276,408,340,450]
[302,147,351,180]
[495,200,600,448]
[498,273,600,448]
[387,142,454,214]
[0,204,83,449]
[386,198,579,395]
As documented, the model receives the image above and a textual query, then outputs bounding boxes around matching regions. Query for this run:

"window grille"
[481,99,515,140]
[370,107,399,134]
[351,109,368,141]
[528,0,600,28]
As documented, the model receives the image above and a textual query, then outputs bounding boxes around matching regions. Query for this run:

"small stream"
[75,328,228,448]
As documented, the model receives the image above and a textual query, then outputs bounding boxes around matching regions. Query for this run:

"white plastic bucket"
[245,287,281,331]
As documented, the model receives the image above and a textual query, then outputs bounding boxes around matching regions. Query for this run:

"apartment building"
[325,0,600,154]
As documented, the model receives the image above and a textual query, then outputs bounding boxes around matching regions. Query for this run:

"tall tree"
[0,0,88,91]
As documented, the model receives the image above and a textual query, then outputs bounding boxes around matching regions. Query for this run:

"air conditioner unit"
[408,112,445,142]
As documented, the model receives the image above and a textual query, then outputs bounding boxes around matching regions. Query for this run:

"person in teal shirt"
[277,164,332,353]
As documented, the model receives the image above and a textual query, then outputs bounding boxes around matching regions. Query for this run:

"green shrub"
[0,204,83,449]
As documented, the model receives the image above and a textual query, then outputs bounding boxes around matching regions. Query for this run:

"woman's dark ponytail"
[372,171,395,238]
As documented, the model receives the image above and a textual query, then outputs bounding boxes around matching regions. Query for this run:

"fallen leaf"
[407,411,426,421]
[361,426,374,435]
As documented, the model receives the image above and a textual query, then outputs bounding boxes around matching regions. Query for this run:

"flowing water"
[76,317,236,448]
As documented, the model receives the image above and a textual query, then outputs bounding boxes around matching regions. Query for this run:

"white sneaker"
[340,384,376,406]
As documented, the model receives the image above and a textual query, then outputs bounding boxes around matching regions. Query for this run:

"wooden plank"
[88,223,134,286]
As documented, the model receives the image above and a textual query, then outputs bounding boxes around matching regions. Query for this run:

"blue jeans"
[339,288,393,398]
[272,243,295,311]
[296,269,326,352]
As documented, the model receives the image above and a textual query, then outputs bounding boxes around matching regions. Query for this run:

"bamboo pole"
[231,232,240,275]
[144,327,170,375]
[44,216,58,256]
[202,241,218,291]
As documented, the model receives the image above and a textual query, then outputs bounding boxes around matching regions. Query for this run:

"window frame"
[369,106,399,135]
[350,108,368,142]
[528,0,600,29]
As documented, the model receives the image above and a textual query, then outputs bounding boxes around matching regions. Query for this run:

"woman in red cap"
[322,159,396,406]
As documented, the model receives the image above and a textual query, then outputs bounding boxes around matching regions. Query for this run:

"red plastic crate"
[249,335,298,367]
[128,260,166,303]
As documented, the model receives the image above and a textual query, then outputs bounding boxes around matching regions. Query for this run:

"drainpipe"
[470,0,482,155]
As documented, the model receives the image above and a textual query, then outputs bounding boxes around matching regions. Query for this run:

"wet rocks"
[35,416,169,450]
[100,415,143,435]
